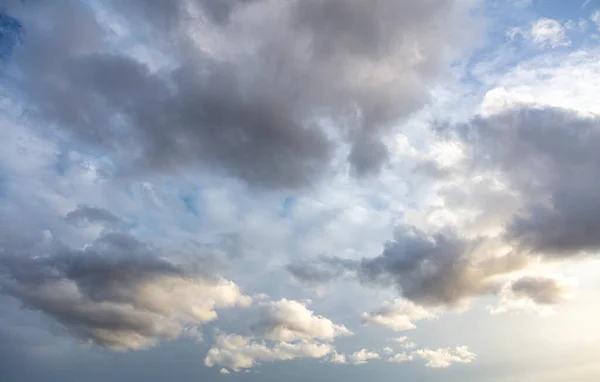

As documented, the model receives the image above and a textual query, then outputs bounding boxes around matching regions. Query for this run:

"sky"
[1,0,600,381]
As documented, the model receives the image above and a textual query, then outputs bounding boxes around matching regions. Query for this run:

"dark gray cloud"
[5,0,477,188]
[458,107,600,257]
[510,275,570,305]
[0,228,252,350]
[489,273,575,315]
[289,227,525,307]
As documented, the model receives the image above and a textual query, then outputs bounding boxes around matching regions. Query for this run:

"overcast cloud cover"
[2,0,600,381]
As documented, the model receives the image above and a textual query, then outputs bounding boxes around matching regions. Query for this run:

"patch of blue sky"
[460,1,537,86]
[531,0,597,21]
[181,193,201,217]
[461,0,598,93]
[0,170,7,198]
[54,151,70,176]
[368,196,388,212]
[279,196,296,218]
[0,10,22,61]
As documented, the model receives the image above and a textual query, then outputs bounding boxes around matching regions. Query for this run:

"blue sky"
[2,1,600,381]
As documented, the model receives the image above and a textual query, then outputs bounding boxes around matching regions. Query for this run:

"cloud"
[285,68,598,316]
[489,274,576,315]
[253,299,352,341]
[591,10,600,29]
[0,229,252,350]
[385,343,476,367]
[387,352,413,363]
[458,107,600,258]
[362,299,435,331]
[391,336,417,349]
[327,351,348,364]
[326,349,380,365]
[289,227,526,308]
[4,0,478,189]
[511,275,574,304]
[328,342,476,368]
[506,18,570,49]
[411,346,476,368]
[347,349,380,364]
[530,18,570,48]
[204,331,334,372]
[479,48,600,117]
[64,204,123,227]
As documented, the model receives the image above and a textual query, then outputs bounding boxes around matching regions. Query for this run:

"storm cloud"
[4,0,477,188]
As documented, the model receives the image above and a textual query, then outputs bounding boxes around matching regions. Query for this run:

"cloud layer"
[4,0,476,188]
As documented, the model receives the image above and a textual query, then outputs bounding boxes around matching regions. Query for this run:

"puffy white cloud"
[411,346,476,368]
[385,343,476,367]
[362,299,436,331]
[326,349,380,365]
[204,331,334,372]
[253,299,352,341]
[347,349,380,364]
[387,352,413,363]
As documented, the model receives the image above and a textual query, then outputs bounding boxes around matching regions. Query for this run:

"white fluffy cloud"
[204,331,334,372]
[326,349,380,365]
[411,346,476,368]
[362,299,436,331]
[347,349,381,364]
[385,342,477,367]
[253,299,352,341]
[387,352,413,363]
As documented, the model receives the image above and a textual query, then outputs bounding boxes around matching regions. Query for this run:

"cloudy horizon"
[2,1,600,381]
